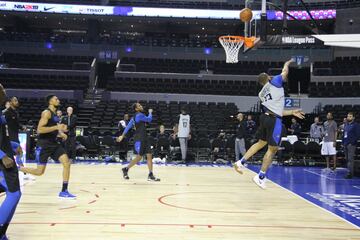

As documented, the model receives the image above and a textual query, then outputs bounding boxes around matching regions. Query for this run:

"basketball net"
[219,36,244,64]
[219,36,257,63]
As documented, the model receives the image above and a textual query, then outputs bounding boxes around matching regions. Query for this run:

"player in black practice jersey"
[0,84,21,240]
[19,95,76,199]
[117,103,160,181]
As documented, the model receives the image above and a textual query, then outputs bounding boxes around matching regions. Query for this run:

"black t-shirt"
[236,121,246,139]
[3,107,21,143]
[38,109,59,142]
[0,116,14,169]
[133,113,147,141]
[156,132,169,139]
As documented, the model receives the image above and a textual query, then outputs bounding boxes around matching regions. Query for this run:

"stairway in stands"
[76,88,105,127]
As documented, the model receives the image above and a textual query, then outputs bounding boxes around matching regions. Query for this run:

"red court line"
[59,206,77,210]
[158,192,258,214]
[57,189,100,211]
[10,222,360,231]
[80,189,91,193]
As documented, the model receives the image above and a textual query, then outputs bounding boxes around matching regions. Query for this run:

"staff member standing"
[118,113,130,161]
[343,112,360,179]
[3,97,22,144]
[310,116,323,142]
[235,113,247,162]
[3,97,25,169]
[246,115,256,139]
[56,110,63,123]
[2,97,37,182]
[322,112,338,171]
[118,113,130,133]
[61,107,77,161]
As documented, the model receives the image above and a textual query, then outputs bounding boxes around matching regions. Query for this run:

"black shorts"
[0,163,20,193]
[256,113,284,147]
[36,140,67,165]
[133,138,152,156]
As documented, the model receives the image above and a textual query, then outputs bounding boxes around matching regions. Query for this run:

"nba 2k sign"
[282,36,316,45]
[14,4,38,10]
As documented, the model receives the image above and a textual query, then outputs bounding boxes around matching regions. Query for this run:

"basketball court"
[4,163,360,239]
[0,0,360,239]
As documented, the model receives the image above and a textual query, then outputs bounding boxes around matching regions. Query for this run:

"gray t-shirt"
[323,120,337,142]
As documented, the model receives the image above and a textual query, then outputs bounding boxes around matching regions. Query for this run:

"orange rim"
[219,35,244,43]
[219,35,256,47]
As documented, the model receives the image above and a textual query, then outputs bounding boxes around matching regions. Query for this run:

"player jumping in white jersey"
[234,59,305,189]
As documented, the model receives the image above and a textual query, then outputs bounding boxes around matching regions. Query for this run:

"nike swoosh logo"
[44,7,55,11]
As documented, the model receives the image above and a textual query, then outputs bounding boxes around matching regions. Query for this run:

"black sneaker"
[122,167,129,180]
[148,173,160,182]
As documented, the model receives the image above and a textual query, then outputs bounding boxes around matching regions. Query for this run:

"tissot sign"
[79,7,105,14]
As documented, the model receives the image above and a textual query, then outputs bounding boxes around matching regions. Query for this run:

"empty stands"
[308,81,360,97]
[3,53,93,70]
[107,77,260,96]
[0,73,90,90]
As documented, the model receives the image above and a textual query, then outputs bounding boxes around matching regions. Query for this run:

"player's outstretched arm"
[117,118,134,142]
[280,59,295,81]
[283,109,305,119]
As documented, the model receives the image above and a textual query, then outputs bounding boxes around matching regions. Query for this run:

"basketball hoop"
[219,36,244,64]
[219,36,257,63]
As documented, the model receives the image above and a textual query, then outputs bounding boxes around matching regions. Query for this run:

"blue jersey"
[122,112,152,140]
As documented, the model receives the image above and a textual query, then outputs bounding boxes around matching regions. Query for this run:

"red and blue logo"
[14,4,39,10]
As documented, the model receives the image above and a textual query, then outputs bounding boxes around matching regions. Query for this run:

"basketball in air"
[240,8,253,22]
